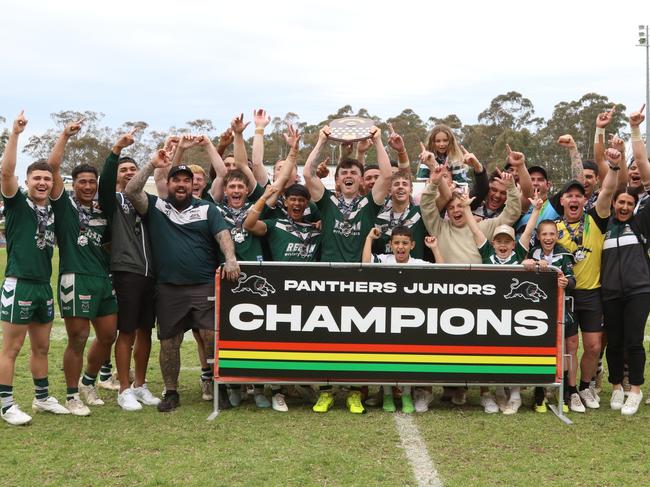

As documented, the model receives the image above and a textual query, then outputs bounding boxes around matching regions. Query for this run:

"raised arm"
[267,125,301,207]
[419,164,446,236]
[153,135,179,198]
[607,134,628,191]
[251,108,271,187]
[370,126,392,205]
[196,134,227,202]
[99,128,137,218]
[520,192,543,252]
[506,144,533,211]
[462,195,485,246]
[0,111,28,198]
[594,106,615,185]
[243,185,279,236]
[388,123,410,170]
[462,145,487,210]
[48,118,84,199]
[231,114,256,192]
[630,104,650,187]
[303,126,330,202]
[125,149,171,214]
[557,134,584,183]
[424,236,444,263]
[595,147,622,218]
[362,228,381,263]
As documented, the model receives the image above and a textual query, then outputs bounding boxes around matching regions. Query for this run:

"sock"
[567,385,578,395]
[0,384,14,413]
[402,385,412,395]
[495,386,505,397]
[383,385,392,395]
[33,377,49,401]
[579,380,590,391]
[534,387,545,405]
[201,366,211,382]
[81,372,97,387]
[99,361,112,382]
[66,387,79,401]
[510,387,521,400]
[271,386,281,394]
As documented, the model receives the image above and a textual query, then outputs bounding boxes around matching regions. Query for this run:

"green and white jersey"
[373,201,426,259]
[263,218,322,261]
[2,190,55,282]
[528,244,574,279]
[51,191,110,278]
[144,194,228,284]
[215,184,265,262]
[316,189,382,263]
[479,239,528,265]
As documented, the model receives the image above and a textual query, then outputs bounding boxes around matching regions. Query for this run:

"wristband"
[255,128,264,135]
[631,126,642,142]
[608,164,620,171]
[594,127,605,144]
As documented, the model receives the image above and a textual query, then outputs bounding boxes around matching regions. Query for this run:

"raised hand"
[424,235,438,250]
[231,113,250,134]
[387,123,406,153]
[630,103,646,127]
[557,134,576,149]
[608,134,625,154]
[318,126,331,144]
[357,137,373,154]
[419,142,436,165]
[605,147,622,166]
[496,170,515,188]
[197,134,213,147]
[505,144,525,167]
[217,128,234,151]
[596,105,616,128]
[12,110,28,134]
[283,124,301,149]
[163,136,180,160]
[262,183,280,199]
[458,193,476,208]
[64,117,85,137]
[253,108,271,129]
[370,125,382,142]
[528,189,543,210]
[429,163,445,184]
[316,157,330,179]
[151,149,172,169]
[460,145,481,170]
[115,126,139,150]
[179,134,200,149]
[367,227,381,240]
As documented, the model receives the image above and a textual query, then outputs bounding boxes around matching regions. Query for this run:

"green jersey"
[216,184,265,262]
[51,191,110,278]
[316,189,382,262]
[263,218,322,261]
[144,194,228,284]
[2,190,55,282]
[373,201,426,259]
[479,239,528,265]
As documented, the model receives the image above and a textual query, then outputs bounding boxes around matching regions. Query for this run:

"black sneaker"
[157,391,180,412]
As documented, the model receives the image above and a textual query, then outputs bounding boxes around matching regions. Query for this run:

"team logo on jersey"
[504,278,548,303]
[232,273,276,297]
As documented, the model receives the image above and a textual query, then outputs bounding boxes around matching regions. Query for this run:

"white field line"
[393,413,443,487]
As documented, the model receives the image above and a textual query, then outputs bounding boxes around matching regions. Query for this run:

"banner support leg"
[207,379,219,421]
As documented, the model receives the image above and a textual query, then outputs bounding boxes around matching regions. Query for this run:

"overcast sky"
[1,0,648,176]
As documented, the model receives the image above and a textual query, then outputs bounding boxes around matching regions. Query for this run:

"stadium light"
[637,25,650,151]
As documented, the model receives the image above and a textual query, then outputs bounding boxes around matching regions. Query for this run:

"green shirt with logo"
[263,218,322,261]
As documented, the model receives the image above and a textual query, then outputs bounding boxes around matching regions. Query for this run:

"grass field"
[1,248,650,486]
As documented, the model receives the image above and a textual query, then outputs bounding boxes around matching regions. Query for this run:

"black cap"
[168,165,193,180]
[560,179,585,196]
[527,165,548,180]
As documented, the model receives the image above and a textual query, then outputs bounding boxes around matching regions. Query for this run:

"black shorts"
[573,288,604,333]
[113,271,156,333]
[155,282,215,340]
[564,296,578,338]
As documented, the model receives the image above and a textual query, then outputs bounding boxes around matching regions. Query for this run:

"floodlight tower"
[638,25,650,151]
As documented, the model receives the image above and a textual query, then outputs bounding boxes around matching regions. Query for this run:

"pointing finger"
[640,103,646,113]
[419,142,427,153]
[388,123,395,135]
[505,144,512,154]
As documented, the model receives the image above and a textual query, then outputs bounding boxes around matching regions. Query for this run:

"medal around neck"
[328,117,374,143]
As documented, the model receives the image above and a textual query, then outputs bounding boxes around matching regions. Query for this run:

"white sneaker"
[621,391,643,416]
[97,373,121,391]
[131,384,160,406]
[451,388,467,406]
[413,389,432,413]
[569,393,586,413]
[32,396,70,415]
[502,397,522,415]
[589,383,601,403]
[495,389,508,412]
[272,393,289,412]
[117,388,142,411]
[1,404,32,425]
[65,396,91,416]
[480,393,499,414]
[79,380,105,406]
[578,388,599,409]
[610,388,625,411]
[200,380,213,401]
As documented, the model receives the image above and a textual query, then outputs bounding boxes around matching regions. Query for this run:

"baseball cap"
[527,165,548,180]
[168,165,193,180]
[560,179,585,196]
[493,224,515,241]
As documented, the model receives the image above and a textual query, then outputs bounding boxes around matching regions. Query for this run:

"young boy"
[465,193,541,415]
[362,226,441,413]
[522,220,576,413]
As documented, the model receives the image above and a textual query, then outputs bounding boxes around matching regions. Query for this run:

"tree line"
[0,92,631,187]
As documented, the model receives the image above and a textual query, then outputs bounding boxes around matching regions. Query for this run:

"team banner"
[216,263,562,385]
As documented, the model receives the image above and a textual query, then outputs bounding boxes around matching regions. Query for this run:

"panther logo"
[504,278,548,303]
[231,273,276,297]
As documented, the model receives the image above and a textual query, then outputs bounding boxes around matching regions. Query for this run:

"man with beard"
[97,129,160,411]
[125,149,239,413]
[554,147,620,412]
[1,112,69,425]
[303,124,392,414]
[49,119,118,417]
